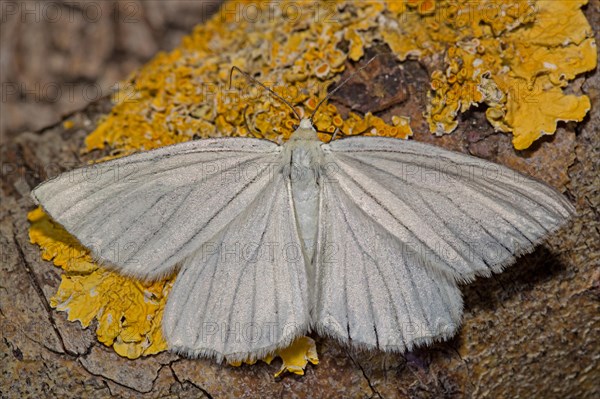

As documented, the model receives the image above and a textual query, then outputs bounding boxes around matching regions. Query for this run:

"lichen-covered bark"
[1,2,598,398]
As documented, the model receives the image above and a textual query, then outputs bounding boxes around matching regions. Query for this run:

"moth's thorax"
[288,118,319,143]
[282,118,323,176]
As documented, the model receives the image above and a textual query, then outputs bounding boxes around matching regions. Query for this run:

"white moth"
[31,75,574,363]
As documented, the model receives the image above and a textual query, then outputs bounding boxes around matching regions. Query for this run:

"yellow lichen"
[421,0,595,149]
[230,336,318,377]
[345,29,365,62]
[28,208,170,358]
[270,336,319,377]
[29,0,594,375]
[493,83,591,150]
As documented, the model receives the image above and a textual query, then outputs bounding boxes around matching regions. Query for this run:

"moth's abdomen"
[289,145,320,265]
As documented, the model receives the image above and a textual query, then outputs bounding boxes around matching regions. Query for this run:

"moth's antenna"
[309,54,380,121]
[229,66,301,121]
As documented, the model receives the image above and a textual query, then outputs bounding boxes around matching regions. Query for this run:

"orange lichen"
[314,62,331,80]
[362,113,414,139]
[407,0,436,15]
[30,0,595,375]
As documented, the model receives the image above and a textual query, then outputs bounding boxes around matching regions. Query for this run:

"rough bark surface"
[1,3,598,398]
[0,0,222,143]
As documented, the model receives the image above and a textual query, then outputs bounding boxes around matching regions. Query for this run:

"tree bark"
[1,2,598,398]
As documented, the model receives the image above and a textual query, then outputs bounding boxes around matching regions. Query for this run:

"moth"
[31,69,574,363]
